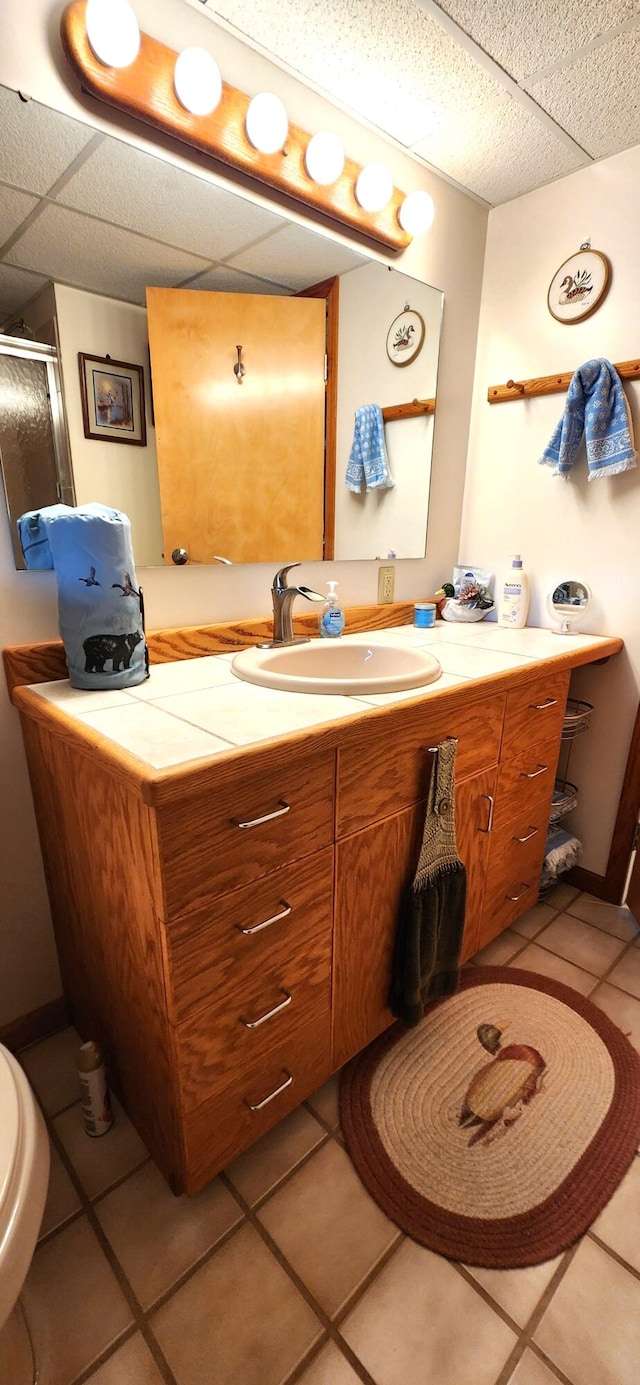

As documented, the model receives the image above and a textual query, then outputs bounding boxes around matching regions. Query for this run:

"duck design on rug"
[458,1022,547,1148]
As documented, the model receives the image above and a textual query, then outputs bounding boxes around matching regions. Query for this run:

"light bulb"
[85,0,140,69]
[354,162,393,213]
[305,131,345,186]
[398,190,435,237]
[174,47,222,117]
[245,93,288,155]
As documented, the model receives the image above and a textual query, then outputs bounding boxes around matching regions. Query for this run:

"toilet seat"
[0,1046,49,1330]
[0,1051,22,1241]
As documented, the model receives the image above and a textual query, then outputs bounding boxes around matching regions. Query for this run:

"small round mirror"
[546,580,592,634]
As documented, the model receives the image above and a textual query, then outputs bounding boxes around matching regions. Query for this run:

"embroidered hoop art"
[547,249,611,324]
[386,308,425,366]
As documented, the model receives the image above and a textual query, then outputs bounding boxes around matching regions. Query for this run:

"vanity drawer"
[165,848,334,1024]
[156,748,335,919]
[501,671,570,759]
[175,930,332,1110]
[493,734,561,828]
[337,693,504,836]
[181,1014,333,1192]
[479,803,550,946]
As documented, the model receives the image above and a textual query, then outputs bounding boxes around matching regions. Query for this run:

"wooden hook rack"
[382,397,435,422]
[488,358,640,404]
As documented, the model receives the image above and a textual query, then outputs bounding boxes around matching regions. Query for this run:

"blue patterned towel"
[345,404,394,492]
[539,358,637,480]
[17,504,74,569]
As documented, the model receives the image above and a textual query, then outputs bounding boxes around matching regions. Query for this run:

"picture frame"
[386,307,425,367]
[78,353,147,445]
[547,248,611,325]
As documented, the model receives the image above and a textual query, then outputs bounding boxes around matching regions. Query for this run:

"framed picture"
[78,353,147,445]
[547,248,611,325]
[386,308,425,367]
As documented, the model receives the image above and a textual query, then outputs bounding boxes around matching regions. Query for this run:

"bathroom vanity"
[4,609,622,1193]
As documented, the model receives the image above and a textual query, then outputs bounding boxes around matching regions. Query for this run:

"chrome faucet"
[262,563,324,647]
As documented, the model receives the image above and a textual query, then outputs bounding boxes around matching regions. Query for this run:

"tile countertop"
[22,622,621,775]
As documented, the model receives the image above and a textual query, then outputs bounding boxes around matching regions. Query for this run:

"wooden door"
[625,824,640,920]
[147,288,326,565]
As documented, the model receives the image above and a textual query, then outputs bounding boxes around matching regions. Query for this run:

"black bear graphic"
[83,630,143,673]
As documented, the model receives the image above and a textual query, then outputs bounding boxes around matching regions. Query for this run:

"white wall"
[335,262,441,560]
[0,0,487,1027]
[460,144,640,874]
[54,285,162,565]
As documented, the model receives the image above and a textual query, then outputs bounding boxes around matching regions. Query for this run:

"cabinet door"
[456,767,498,962]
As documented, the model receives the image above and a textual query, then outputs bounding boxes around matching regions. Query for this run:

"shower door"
[0,336,74,567]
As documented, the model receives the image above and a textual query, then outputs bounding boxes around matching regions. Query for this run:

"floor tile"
[225,1105,326,1206]
[296,1340,363,1383]
[534,913,626,975]
[21,1215,132,1385]
[591,983,640,1054]
[534,1237,640,1385]
[607,945,640,1000]
[473,928,525,966]
[19,1026,81,1115]
[591,1157,640,1273]
[151,1223,323,1385]
[506,1349,563,1385]
[508,942,596,995]
[511,902,558,940]
[38,1143,82,1239]
[95,1160,243,1308]
[305,1072,341,1130]
[53,1097,148,1199]
[257,1140,400,1318]
[543,883,580,910]
[0,1306,33,1382]
[341,1239,516,1385]
[567,892,640,941]
[465,1253,564,1327]
[84,1332,165,1384]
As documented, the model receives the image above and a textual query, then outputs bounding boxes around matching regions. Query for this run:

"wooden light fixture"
[60,0,416,252]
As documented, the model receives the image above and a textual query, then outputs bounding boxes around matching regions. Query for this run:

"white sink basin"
[231,639,442,695]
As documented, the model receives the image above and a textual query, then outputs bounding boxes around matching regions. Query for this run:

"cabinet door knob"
[235,901,292,936]
[529,697,558,710]
[240,989,292,1029]
[479,794,495,833]
[232,800,291,829]
[521,764,548,779]
[506,882,530,902]
[244,1070,293,1111]
[514,825,539,843]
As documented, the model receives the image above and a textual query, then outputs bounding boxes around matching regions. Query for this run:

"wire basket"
[561,699,593,739]
[549,779,579,823]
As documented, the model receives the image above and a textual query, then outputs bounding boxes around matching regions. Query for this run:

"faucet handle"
[273,562,301,591]
[297,585,324,603]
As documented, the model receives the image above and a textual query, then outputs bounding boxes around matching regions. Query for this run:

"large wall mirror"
[0,84,443,570]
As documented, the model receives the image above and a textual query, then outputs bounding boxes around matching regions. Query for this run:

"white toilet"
[0,1043,50,1371]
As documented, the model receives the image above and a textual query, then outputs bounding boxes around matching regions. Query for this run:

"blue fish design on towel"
[345,403,394,492]
[539,358,637,480]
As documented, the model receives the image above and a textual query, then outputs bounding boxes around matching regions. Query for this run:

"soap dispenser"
[319,581,345,638]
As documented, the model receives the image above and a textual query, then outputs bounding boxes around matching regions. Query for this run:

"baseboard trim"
[565,866,615,902]
[0,996,69,1054]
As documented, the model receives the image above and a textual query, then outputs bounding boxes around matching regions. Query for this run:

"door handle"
[232,800,291,829]
[506,882,530,902]
[529,697,558,710]
[479,794,494,833]
[244,1070,293,1111]
[520,764,548,779]
[514,826,538,843]
[235,901,292,936]
[240,989,292,1029]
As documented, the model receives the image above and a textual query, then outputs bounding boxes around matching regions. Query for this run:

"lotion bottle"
[319,581,345,638]
[497,555,530,628]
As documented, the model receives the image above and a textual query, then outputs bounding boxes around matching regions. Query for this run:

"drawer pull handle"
[521,764,548,779]
[530,697,558,710]
[506,882,530,902]
[514,825,539,843]
[235,901,292,936]
[244,1069,293,1112]
[233,800,291,829]
[480,794,495,833]
[240,989,292,1029]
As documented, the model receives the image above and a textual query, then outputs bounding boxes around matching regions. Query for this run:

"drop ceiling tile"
[183,265,293,294]
[435,0,639,83]
[0,263,50,318]
[228,223,365,290]
[525,27,640,158]
[412,92,586,205]
[0,85,96,195]
[0,185,39,245]
[56,136,287,259]
[6,205,210,306]
[205,0,503,146]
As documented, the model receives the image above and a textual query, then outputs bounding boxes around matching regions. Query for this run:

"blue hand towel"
[539,358,637,480]
[43,503,148,690]
[17,504,74,569]
[345,404,394,492]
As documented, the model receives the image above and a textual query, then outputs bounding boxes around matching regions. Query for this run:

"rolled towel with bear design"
[43,502,148,690]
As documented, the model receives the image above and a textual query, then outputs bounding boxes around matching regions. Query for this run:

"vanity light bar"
[60,0,419,252]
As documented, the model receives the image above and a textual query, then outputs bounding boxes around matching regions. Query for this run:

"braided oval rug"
[340,967,640,1268]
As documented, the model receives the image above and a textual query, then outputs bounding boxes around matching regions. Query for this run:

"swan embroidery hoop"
[547,244,611,324]
[386,305,425,366]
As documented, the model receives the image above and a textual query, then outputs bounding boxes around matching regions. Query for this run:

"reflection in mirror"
[0,84,443,570]
[547,580,592,634]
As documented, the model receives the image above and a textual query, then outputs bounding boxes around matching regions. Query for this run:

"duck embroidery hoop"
[547,244,611,324]
[386,305,425,366]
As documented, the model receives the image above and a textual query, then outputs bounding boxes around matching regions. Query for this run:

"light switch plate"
[378,565,395,603]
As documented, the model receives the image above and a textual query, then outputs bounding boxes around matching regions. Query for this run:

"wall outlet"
[378,565,395,603]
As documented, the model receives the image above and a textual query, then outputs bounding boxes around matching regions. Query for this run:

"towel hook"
[234,345,245,383]
[506,378,525,394]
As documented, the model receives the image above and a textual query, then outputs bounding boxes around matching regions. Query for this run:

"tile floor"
[9,886,640,1385]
